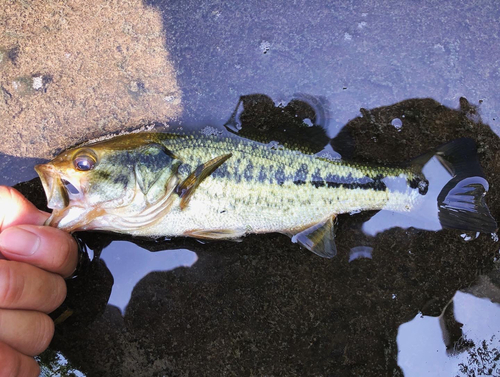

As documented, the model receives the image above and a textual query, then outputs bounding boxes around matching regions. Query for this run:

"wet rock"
[0,0,181,160]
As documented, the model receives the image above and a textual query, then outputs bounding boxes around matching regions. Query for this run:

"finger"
[0,186,48,231]
[0,260,66,313]
[0,309,54,356]
[0,225,78,278]
[0,341,40,377]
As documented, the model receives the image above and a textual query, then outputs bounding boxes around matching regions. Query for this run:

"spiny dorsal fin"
[291,216,338,258]
[175,153,232,210]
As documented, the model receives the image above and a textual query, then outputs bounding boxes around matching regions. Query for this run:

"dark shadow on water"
[10,96,500,376]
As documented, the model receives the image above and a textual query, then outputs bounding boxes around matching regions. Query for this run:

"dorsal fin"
[175,153,232,210]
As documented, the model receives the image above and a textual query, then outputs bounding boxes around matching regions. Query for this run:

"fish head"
[35,134,180,232]
[35,147,94,208]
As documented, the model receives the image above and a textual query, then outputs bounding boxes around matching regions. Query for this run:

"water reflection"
[348,245,373,262]
[8,96,500,376]
[223,93,331,153]
[2,0,500,373]
[38,350,86,377]
[363,156,452,236]
[101,242,197,313]
[397,290,500,376]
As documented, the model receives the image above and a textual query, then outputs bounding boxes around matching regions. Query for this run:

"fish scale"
[166,136,406,188]
[153,135,419,235]
[35,133,497,258]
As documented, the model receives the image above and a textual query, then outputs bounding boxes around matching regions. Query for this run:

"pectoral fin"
[291,216,338,258]
[176,153,232,209]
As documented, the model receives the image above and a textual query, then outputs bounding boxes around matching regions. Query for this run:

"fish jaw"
[35,163,70,210]
[45,206,83,230]
[45,205,110,232]
[35,162,96,231]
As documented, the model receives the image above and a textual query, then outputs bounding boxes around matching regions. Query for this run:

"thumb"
[0,186,48,231]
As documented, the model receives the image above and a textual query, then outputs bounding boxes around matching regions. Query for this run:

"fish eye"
[73,151,97,171]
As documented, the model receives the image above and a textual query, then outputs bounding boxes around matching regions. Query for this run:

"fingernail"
[0,227,40,256]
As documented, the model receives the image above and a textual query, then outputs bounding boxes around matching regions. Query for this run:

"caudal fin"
[434,139,497,233]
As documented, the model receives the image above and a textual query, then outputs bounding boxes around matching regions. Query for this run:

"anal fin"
[291,216,338,258]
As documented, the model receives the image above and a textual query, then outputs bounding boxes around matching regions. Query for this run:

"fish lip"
[35,163,83,210]
[35,163,60,207]
[34,163,51,189]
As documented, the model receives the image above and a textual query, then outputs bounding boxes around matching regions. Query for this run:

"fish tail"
[423,138,498,233]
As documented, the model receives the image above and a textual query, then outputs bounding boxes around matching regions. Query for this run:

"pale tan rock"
[0,0,182,159]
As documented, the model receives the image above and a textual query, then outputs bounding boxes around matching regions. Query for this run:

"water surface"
[2,1,500,376]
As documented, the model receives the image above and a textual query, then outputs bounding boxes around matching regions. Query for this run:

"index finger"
[0,187,79,277]
[0,186,48,231]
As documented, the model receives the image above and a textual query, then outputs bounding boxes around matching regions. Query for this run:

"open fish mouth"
[35,163,90,230]
[61,178,82,196]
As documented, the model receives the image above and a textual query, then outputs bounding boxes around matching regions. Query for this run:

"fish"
[34,132,497,258]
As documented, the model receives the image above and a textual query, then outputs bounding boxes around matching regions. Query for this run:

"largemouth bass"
[35,132,497,258]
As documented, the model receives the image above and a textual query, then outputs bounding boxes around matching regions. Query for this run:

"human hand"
[0,186,78,377]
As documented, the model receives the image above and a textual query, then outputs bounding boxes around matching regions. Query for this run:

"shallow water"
[22,96,499,377]
[2,1,500,376]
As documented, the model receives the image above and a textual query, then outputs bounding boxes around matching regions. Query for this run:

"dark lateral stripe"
[304,173,387,191]
[207,160,402,193]
[313,180,387,191]
[409,176,429,195]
